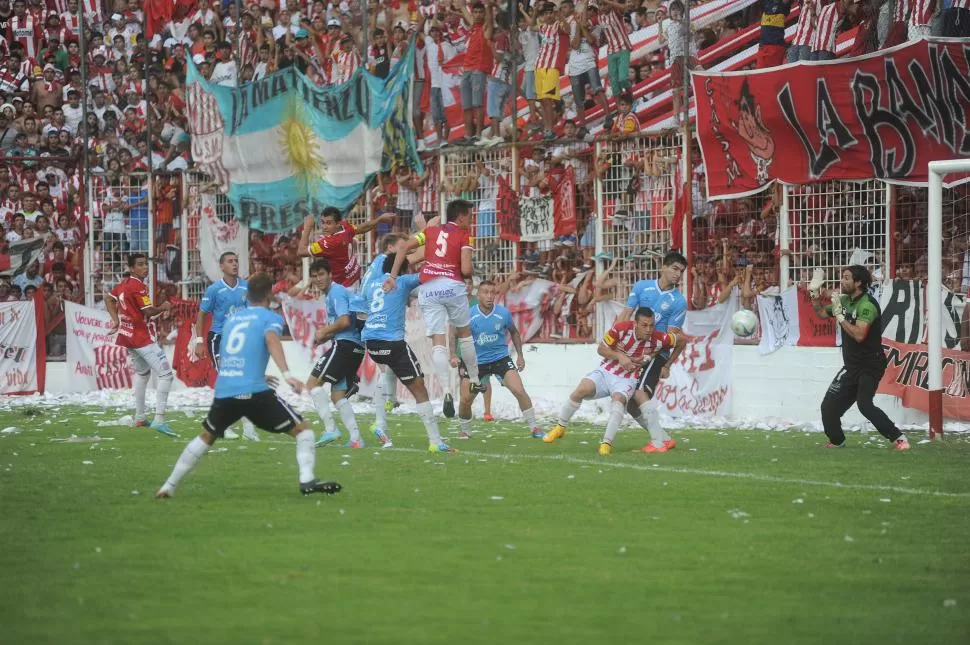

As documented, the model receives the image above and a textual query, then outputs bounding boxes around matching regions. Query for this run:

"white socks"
[457,336,480,384]
[295,429,316,483]
[309,386,337,434]
[431,345,451,395]
[383,368,399,404]
[336,398,360,442]
[374,371,388,430]
[416,401,442,444]
[133,371,149,421]
[523,407,539,433]
[636,401,666,448]
[153,374,172,424]
[160,436,209,493]
[459,416,472,436]
[602,399,626,444]
[559,398,581,427]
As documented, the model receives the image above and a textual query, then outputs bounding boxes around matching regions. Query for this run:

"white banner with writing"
[196,193,250,282]
[65,302,133,392]
[0,299,42,394]
[518,195,554,242]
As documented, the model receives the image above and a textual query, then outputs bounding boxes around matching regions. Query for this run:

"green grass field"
[1,404,969,645]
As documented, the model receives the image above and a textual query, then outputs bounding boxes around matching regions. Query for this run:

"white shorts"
[418,277,470,336]
[583,367,636,401]
[128,344,173,378]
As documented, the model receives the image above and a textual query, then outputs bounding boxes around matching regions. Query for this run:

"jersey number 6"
[224,322,250,355]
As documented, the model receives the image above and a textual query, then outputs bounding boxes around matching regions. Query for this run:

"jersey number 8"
[370,288,385,313]
[224,322,250,355]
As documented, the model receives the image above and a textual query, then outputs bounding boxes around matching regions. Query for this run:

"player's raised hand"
[382,275,397,293]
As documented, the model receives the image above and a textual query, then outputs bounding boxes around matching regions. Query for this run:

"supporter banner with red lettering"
[553,168,576,238]
[65,302,131,392]
[878,340,970,421]
[497,176,521,242]
[693,38,970,199]
[173,316,216,388]
[796,287,837,347]
[0,296,45,394]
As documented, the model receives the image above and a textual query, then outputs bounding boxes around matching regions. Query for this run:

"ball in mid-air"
[731,309,759,338]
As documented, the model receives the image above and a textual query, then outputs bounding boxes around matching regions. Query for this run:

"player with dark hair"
[306,259,366,448]
[192,251,257,440]
[543,308,679,454]
[156,273,342,498]
[385,199,484,418]
[362,255,453,453]
[105,253,176,437]
[809,265,910,451]
[298,207,395,288]
[452,280,543,439]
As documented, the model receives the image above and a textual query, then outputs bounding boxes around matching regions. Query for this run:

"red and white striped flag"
[94,345,134,389]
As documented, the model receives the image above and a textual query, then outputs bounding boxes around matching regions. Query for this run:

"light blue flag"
[186,43,421,232]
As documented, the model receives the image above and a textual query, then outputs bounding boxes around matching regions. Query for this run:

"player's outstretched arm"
[266,331,302,393]
[385,236,421,289]
[354,213,396,236]
[297,215,315,257]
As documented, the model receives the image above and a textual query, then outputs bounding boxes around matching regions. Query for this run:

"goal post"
[926,159,970,440]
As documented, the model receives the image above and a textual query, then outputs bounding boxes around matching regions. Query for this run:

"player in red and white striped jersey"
[542,308,683,454]
[908,0,937,40]
[809,0,847,61]
[943,0,970,37]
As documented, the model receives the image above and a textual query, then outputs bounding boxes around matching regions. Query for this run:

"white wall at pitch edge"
[40,343,930,427]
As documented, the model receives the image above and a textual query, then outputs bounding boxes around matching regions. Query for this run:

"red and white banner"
[693,38,970,199]
[878,340,970,421]
[195,192,250,282]
[65,302,132,392]
[0,296,45,394]
[501,278,560,343]
[280,295,330,365]
[553,168,576,238]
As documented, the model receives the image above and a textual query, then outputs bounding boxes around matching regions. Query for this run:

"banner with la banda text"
[185,42,420,233]
[878,340,970,421]
[692,38,970,199]
[602,292,736,418]
[0,296,45,394]
[65,302,133,392]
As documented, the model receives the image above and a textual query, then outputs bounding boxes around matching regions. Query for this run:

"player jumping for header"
[299,206,395,288]
[452,280,544,440]
[543,307,680,455]
[156,273,342,498]
[191,251,258,440]
[384,199,485,418]
[105,253,177,438]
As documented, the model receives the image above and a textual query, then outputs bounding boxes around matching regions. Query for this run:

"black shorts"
[637,351,669,397]
[207,331,221,371]
[310,339,365,388]
[203,390,302,437]
[458,356,516,384]
[365,340,423,383]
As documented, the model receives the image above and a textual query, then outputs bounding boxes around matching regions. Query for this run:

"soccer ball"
[731,309,759,338]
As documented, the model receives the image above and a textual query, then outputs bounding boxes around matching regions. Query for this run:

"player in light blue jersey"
[618,250,688,451]
[451,280,543,440]
[192,252,258,440]
[305,259,367,449]
[156,274,342,498]
[363,255,453,453]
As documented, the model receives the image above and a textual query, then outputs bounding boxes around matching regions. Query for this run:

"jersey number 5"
[434,232,449,258]
[224,322,250,355]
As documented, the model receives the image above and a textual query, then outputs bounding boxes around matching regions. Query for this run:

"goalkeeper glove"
[808,268,824,299]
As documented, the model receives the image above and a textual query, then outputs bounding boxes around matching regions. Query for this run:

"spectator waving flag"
[186,41,421,233]
[0,238,46,277]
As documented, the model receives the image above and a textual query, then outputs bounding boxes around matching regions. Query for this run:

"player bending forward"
[543,308,680,455]
[156,273,341,498]
[362,255,454,453]
[452,280,543,439]
[306,260,367,448]
[105,253,176,437]
[385,199,485,418]
[192,251,258,440]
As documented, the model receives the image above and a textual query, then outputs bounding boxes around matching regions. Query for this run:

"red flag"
[497,176,520,242]
[173,314,217,388]
[553,167,576,237]
[795,286,835,347]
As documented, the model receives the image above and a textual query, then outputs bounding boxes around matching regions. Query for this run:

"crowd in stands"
[0,0,967,354]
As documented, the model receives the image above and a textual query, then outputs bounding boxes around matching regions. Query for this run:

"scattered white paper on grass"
[81,460,94,465]
[844,535,854,543]
[490,496,504,501]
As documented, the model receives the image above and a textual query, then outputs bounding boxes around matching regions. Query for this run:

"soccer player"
[542,308,678,454]
[298,207,395,288]
[809,266,910,451]
[191,251,258,441]
[385,199,484,417]
[155,273,342,498]
[619,250,688,452]
[105,253,176,437]
[362,255,453,453]
[451,280,543,439]
[306,259,366,448]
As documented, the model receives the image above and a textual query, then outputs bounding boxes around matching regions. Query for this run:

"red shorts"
[668,56,696,91]
[757,44,786,69]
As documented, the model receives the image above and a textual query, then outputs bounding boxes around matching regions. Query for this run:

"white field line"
[388,447,970,499]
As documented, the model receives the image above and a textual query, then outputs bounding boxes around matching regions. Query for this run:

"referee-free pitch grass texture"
[1,407,968,645]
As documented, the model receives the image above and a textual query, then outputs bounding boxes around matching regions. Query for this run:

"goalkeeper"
[808,265,910,451]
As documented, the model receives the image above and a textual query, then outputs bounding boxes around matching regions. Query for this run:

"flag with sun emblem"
[186,42,421,233]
